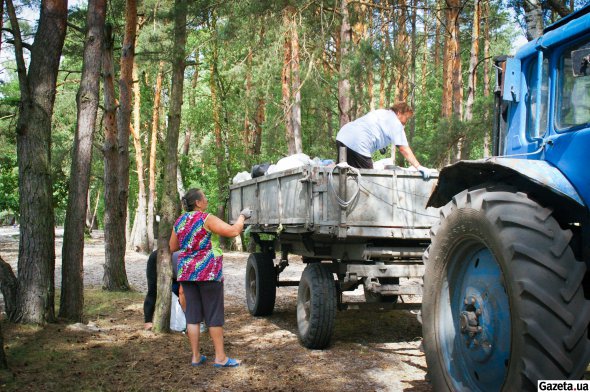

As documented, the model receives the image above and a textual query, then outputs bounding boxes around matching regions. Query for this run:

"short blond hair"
[390,102,414,116]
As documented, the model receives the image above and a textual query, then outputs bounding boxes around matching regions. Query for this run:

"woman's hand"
[240,208,252,219]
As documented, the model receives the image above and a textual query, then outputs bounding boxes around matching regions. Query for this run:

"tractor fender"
[427,158,585,221]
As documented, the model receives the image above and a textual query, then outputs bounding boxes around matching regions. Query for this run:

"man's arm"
[398,145,420,168]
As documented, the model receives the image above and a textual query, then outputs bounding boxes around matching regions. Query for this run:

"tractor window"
[555,41,590,130]
[526,57,549,138]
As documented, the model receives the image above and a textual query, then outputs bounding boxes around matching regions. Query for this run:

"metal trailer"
[229,163,439,349]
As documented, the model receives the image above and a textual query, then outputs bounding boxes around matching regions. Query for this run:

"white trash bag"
[169,292,186,332]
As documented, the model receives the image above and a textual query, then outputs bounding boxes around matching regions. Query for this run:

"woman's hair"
[181,188,203,211]
[390,102,414,116]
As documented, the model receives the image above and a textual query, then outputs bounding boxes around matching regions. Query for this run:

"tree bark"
[0,322,6,369]
[147,61,164,252]
[394,0,410,103]
[379,8,387,108]
[0,255,18,321]
[290,10,302,154]
[464,0,480,123]
[421,3,429,94]
[339,0,352,126]
[281,7,294,153]
[434,0,441,70]
[482,0,491,157]
[182,58,199,156]
[0,0,3,59]
[523,0,544,41]
[7,0,67,324]
[60,0,106,321]
[90,191,100,231]
[103,0,136,290]
[458,0,480,161]
[153,0,187,333]
[442,0,462,119]
[129,60,149,253]
[102,23,122,289]
[546,0,570,18]
[244,46,252,158]
[408,0,417,142]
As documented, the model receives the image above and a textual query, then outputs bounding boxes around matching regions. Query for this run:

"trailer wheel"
[422,188,590,391]
[245,253,276,316]
[297,263,336,349]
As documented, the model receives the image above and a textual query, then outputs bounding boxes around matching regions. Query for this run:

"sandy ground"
[0,226,431,391]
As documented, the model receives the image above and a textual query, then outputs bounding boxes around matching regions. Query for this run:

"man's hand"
[240,208,253,219]
[417,165,433,180]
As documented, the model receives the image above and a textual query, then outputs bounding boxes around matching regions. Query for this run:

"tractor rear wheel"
[422,188,590,391]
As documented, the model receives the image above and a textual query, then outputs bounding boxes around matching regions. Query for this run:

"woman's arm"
[204,214,246,237]
[169,230,180,252]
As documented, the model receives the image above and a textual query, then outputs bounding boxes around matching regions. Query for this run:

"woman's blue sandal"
[191,354,207,366]
[213,358,240,368]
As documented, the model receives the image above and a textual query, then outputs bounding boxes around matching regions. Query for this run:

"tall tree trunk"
[60,0,106,321]
[459,0,480,160]
[290,10,303,154]
[379,8,387,107]
[147,61,164,251]
[0,0,3,59]
[339,0,352,126]
[251,25,266,156]
[394,1,410,103]
[209,13,229,249]
[102,23,122,288]
[7,0,67,324]
[464,0,480,123]
[253,97,265,155]
[352,2,367,117]
[90,190,100,231]
[129,60,149,253]
[104,0,136,290]
[442,0,462,119]
[408,0,417,142]
[482,0,491,157]
[434,0,441,69]
[244,46,253,157]
[282,7,295,153]
[421,4,429,93]
[182,57,198,156]
[85,189,93,228]
[450,1,463,119]
[523,0,544,41]
[153,0,186,333]
[0,256,18,321]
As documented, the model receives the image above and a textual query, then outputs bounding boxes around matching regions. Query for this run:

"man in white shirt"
[336,102,433,179]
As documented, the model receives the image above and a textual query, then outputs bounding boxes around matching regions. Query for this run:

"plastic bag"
[169,292,186,332]
[251,163,271,178]
[232,171,252,184]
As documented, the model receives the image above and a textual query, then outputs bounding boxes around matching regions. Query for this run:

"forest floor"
[0,226,431,391]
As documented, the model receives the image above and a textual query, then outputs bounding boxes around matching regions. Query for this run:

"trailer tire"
[245,253,276,316]
[297,263,336,349]
[422,187,590,391]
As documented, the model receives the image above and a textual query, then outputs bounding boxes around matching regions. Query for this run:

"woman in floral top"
[170,188,251,367]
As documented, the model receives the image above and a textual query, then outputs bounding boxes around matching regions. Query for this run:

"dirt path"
[0,227,431,391]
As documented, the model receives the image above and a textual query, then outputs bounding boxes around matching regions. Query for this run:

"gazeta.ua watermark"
[538,380,589,391]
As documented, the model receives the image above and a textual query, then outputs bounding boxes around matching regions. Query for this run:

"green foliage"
[2,0,534,227]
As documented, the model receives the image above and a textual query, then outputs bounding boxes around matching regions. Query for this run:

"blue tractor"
[422,6,590,391]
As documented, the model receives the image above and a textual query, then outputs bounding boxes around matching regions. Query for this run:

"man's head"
[390,102,414,125]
